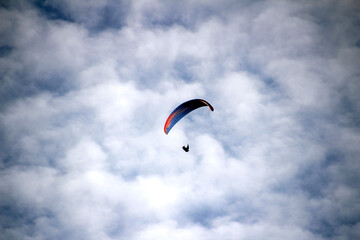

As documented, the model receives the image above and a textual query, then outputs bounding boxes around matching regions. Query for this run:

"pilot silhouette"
[182,144,189,152]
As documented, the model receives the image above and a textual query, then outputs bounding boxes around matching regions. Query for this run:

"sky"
[1,0,360,239]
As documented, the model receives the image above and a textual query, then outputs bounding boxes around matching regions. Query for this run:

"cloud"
[1,0,360,239]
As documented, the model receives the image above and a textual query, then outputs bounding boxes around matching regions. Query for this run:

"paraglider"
[182,144,189,152]
[164,99,214,151]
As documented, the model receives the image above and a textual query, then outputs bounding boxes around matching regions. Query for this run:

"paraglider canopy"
[164,99,214,134]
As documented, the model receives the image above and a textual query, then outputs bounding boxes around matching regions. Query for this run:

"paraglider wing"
[164,99,214,134]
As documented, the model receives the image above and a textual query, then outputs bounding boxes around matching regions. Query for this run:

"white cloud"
[1,0,360,239]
